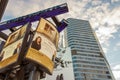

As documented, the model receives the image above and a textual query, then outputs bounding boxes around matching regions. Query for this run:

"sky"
[1,0,120,80]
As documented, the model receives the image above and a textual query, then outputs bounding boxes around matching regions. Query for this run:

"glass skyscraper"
[64,18,115,80]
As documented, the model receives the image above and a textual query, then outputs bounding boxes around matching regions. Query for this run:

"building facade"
[64,18,115,80]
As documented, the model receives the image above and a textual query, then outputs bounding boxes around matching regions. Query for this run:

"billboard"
[44,47,75,80]
[26,18,59,75]
[0,23,30,71]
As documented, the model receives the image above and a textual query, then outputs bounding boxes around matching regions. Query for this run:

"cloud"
[116,42,120,47]
[102,47,108,53]
[82,3,119,43]
[113,42,120,51]
[102,7,120,25]
[76,1,120,50]
[96,25,117,45]
[112,64,120,80]
[3,0,45,19]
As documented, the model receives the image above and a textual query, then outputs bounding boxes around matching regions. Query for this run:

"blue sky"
[1,0,120,79]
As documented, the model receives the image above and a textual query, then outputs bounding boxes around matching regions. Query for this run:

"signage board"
[26,18,59,75]
[0,23,30,72]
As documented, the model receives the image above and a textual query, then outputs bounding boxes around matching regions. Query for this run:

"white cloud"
[113,64,120,70]
[112,64,120,80]
[116,42,120,47]
[102,47,108,53]
[112,0,120,2]
[113,71,120,80]
[102,7,120,25]
[113,42,120,51]
[91,0,102,6]
[96,25,117,45]
[80,2,120,53]
[4,0,45,19]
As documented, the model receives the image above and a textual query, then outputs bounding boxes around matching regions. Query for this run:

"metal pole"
[4,73,9,80]
[28,66,40,80]
[0,32,8,40]
[51,16,60,27]
[16,67,24,80]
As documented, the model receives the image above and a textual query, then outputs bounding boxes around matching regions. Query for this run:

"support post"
[28,66,40,80]
[9,27,17,32]
[0,31,8,40]
[16,67,24,80]
[51,16,60,27]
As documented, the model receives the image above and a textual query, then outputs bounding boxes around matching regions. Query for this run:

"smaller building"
[43,47,75,80]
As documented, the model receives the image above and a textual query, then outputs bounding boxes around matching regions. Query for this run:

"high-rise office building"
[64,18,115,80]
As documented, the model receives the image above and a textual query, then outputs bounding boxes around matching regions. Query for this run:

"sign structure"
[0,2,69,80]
[45,47,75,80]
[0,3,68,31]
[26,18,59,75]
[0,23,30,71]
